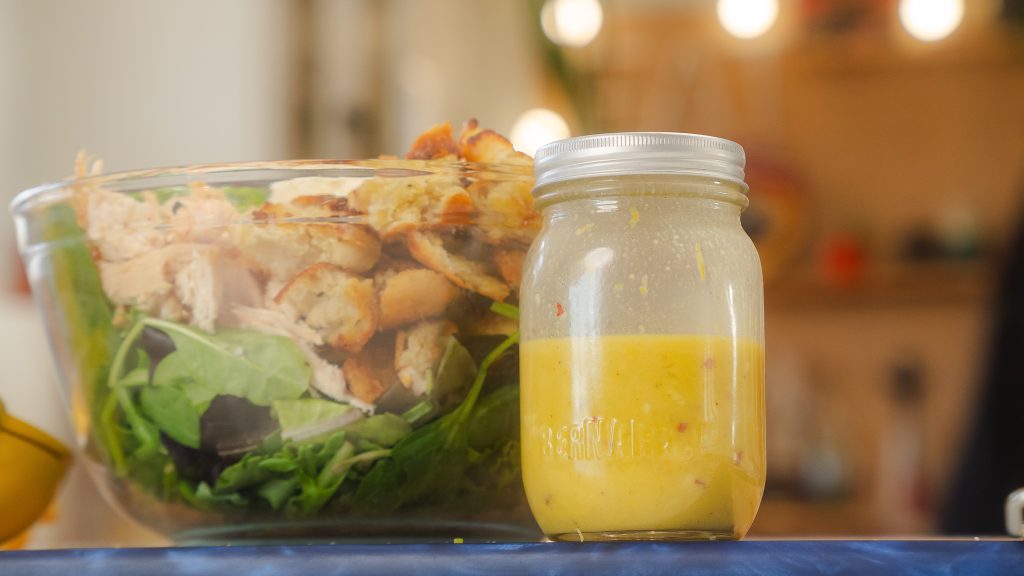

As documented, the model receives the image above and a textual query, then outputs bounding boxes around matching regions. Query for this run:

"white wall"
[1,0,296,284]
[381,0,541,153]
[0,0,296,548]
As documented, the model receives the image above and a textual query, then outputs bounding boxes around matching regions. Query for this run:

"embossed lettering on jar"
[519,133,765,541]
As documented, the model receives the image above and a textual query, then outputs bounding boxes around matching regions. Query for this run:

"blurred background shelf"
[750,497,877,537]
[766,261,996,311]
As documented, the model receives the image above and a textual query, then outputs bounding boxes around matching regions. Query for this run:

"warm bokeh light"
[899,0,964,42]
[541,0,603,48]
[510,108,570,156]
[716,0,779,39]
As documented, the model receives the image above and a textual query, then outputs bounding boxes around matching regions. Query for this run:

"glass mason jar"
[519,133,765,541]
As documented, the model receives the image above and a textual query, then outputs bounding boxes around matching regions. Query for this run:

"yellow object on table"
[0,399,71,545]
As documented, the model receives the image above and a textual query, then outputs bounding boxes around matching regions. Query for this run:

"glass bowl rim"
[9,158,535,216]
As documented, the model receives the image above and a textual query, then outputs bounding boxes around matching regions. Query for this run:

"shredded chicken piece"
[300,342,372,412]
[164,183,239,243]
[174,249,262,332]
[98,244,202,315]
[407,231,509,302]
[231,305,324,346]
[85,189,167,262]
[274,263,379,353]
[394,320,458,396]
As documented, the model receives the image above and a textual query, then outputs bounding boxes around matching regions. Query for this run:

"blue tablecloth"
[1,541,1020,575]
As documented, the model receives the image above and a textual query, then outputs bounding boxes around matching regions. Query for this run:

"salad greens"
[126,319,310,407]
[97,301,522,516]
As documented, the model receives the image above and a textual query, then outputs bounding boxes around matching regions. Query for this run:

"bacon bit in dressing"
[556,302,566,317]
[734,450,743,465]
[694,478,707,487]
[545,494,553,506]
[629,207,640,227]
[703,357,715,370]
[695,242,706,281]
[575,223,595,236]
[676,422,688,433]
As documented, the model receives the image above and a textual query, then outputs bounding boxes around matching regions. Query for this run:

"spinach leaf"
[467,384,519,451]
[116,367,149,388]
[287,441,356,515]
[151,351,195,386]
[272,398,362,443]
[431,336,478,412]
[341,414,411,448]
[214,454,276,494]
[180,481,248,510]
[144,320,309,407]
[112,317,311,410]
[259,477,300,510]
[200,395,277,456]
[138,385,201,449]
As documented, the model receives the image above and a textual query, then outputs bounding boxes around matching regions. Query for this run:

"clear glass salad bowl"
[11,158,541,543]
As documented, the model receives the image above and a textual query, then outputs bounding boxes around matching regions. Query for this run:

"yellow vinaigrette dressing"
[521,334,765,540]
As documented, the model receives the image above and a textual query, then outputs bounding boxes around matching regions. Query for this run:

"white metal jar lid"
[533,132,747,191]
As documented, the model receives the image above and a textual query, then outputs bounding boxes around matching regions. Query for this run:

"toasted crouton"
[348,174,474,238]
[406,231,509,302]
[274,263,379,353]
[342,337,398,405]
[231,203,381,279]
[469,179,541,245]
[371,257,419,288]
[492,249,526,288]
[379,268,460,330]
[458,118,532,165]
[394,320,458,396]
[405,121,460,160]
